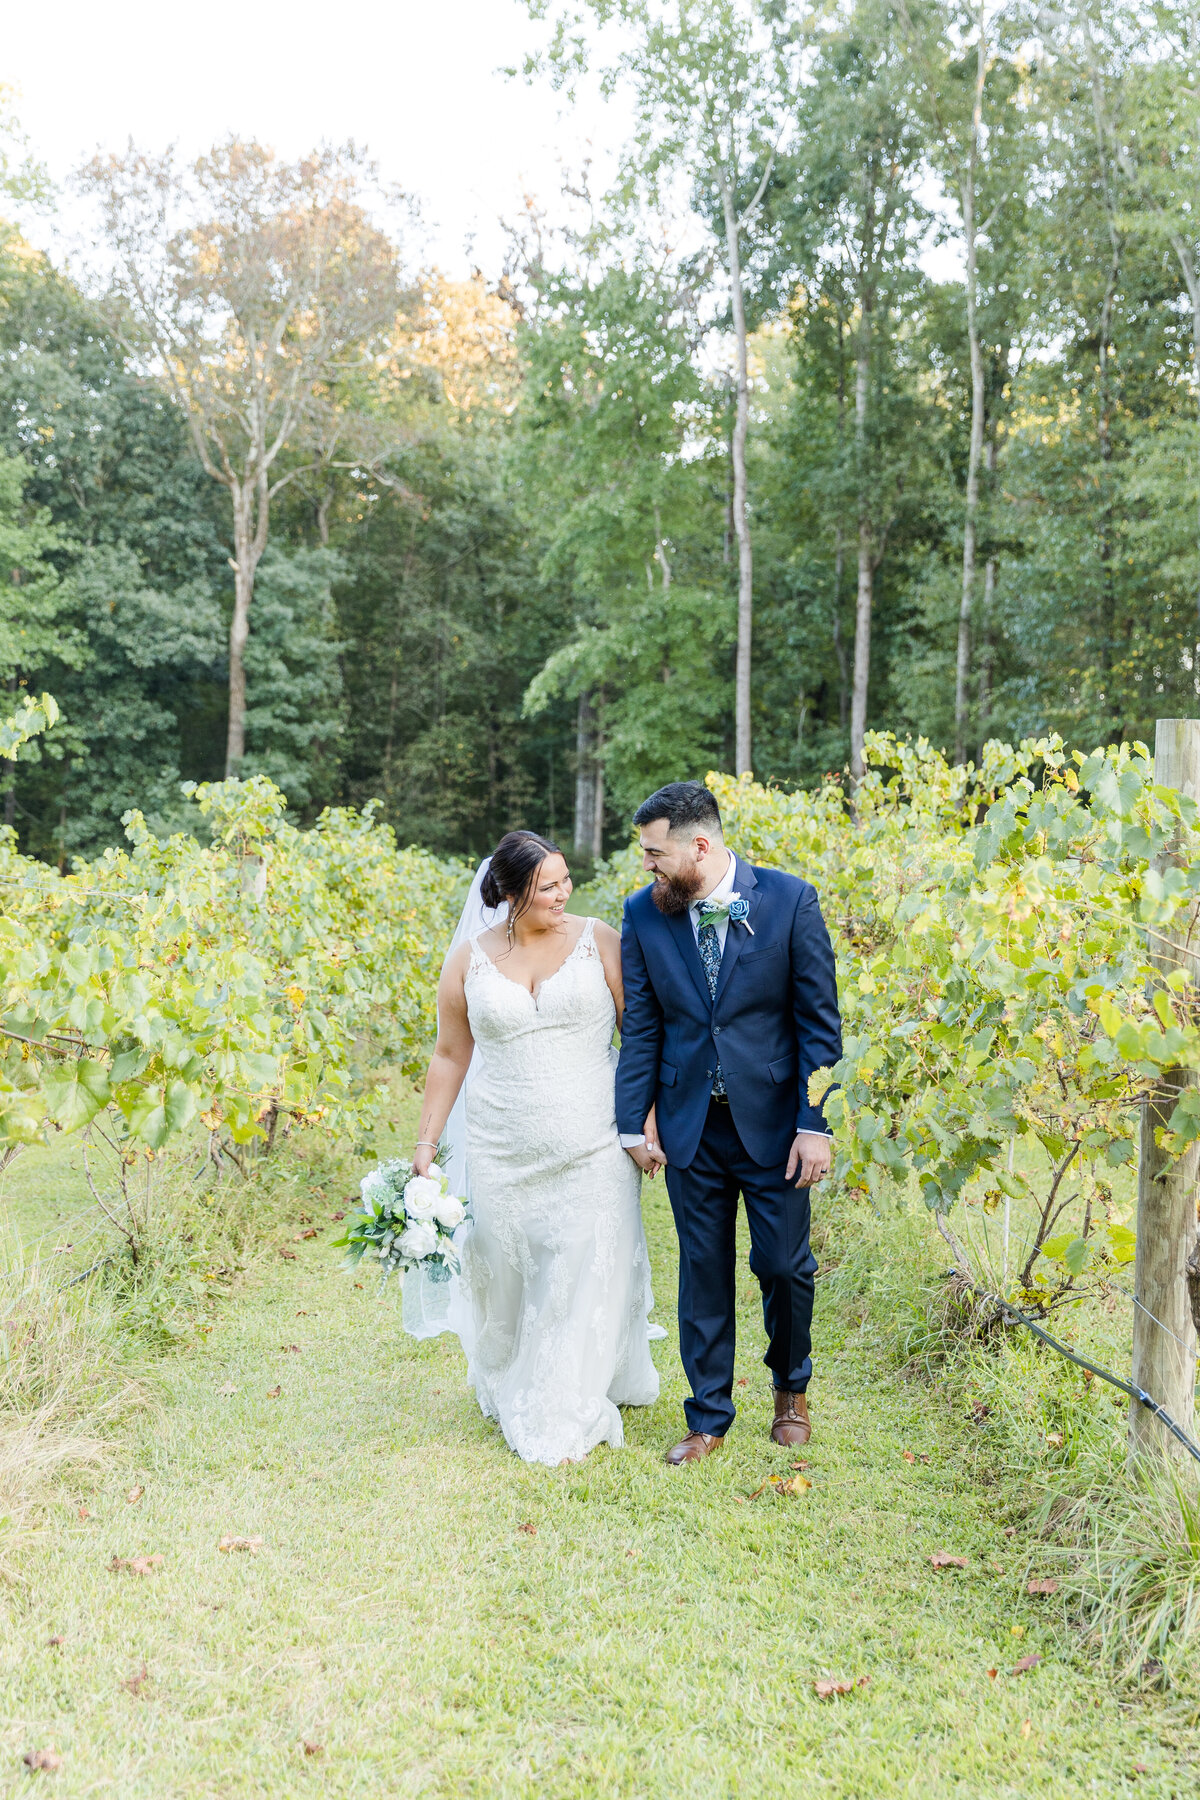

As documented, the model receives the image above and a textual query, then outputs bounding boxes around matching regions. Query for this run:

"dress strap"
[578,915,598,955]
[467,934,489,973]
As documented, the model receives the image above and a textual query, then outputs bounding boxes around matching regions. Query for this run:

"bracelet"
[415,1140,438,1150]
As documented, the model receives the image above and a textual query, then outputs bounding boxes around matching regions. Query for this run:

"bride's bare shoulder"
[590,918,621,953]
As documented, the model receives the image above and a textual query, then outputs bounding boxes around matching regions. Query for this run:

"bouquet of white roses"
[333,1154,466,1285]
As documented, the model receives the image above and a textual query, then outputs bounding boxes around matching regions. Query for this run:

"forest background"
[3,0,1200,870]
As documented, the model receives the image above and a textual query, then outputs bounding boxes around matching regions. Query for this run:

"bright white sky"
[4,0,630,277]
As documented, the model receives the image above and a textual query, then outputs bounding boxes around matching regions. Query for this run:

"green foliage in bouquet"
[333,1153,465,1284]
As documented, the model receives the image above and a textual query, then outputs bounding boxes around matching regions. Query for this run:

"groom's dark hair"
[633,781,722,838]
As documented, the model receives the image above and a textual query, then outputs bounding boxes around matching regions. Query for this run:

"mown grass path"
[2,1182,1195,1797]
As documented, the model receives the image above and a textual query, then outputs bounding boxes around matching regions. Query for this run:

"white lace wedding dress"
[452,916,661,1465]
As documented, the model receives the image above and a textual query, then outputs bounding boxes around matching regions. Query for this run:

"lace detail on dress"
[454,916,660,1465]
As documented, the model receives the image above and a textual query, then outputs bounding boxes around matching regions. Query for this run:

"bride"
[409,829,662,1465]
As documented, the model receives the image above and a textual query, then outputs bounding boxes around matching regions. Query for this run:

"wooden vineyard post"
[1129,719,1200,1463]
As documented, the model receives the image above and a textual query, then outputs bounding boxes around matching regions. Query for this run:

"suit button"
[713,1025,722,1034]
[705,1070,713,1079]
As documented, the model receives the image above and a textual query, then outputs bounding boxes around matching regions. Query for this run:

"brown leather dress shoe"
[771,1390,811,1447]
[665,1430,724,1465]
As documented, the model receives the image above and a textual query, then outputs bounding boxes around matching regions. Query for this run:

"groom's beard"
[650,864,705,917]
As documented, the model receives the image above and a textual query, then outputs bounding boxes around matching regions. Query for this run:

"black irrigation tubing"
[59,1255,114,1291]
[955,1273,1200,1468]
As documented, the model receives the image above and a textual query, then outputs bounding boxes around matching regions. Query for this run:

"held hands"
[786,1130,831,1189]
[627,1107,667,1180]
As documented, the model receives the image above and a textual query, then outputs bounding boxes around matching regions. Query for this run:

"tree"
[784,0,928,782]
[79,140,403,774]
[526,0,787,775]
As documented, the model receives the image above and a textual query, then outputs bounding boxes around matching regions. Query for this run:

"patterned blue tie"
[696,907,727,1097]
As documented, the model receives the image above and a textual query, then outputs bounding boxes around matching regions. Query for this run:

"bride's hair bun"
[483,830,564,921]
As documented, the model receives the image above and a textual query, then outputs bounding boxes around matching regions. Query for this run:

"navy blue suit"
[616,856,842,1435]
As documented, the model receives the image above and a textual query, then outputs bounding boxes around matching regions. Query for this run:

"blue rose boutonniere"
[727,893,755,935]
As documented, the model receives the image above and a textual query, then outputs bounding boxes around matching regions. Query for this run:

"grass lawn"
[1,1113,1197,1796]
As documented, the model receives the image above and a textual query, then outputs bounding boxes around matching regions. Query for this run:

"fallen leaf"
[1020,1718,1032,1738]
[748,1482,770,1500]
[732,1495,746,1505]
[303,1741,324,1758]
[918,1453,930,1464]
[47,1636,64,1648]
[517,1522,537,1537]
[736,1377,748,1387]
[1012,1653,1042,1675]
[930,1551,969,1569]
[110,1554,163,1576]
[780,1474,812,1496]
[126,1485,144,1506]
[814,1675,869,1700]
[295,1310,308,1317]
[216,1382,239,1397]
[298,1213,312,1225]
[22,1749,62,1772]
[281,1344,301,1354]
[1003,1525,1017,1537]
[217,1536,264,1554]
[1027,1577,1059,1596]
[971,1400,991,1421]
[296,1229,318,1241]
[278,1247,297,1260]
[266,1385,282,1398]
[77,1504,90,1521]
[354,1281,364,1289]
[1134,1763,1148,1775]
[902,1449,916,1463]
[989,1563,1007,1575]
[790,1460,810,1470]
[986,1667,998,1680]
[1045,1430,1064,1448]
[1011,1625,1026,1638]
[331,1210,345,1221]
[120,1664,150,1696]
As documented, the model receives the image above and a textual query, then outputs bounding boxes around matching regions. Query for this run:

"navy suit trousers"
[664,1098,817,1437]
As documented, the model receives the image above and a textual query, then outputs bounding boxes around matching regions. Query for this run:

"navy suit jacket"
[615,856,843,1171]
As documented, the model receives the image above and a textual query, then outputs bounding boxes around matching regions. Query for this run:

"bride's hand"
[644,1107,667,1168]
[412,1141,437,1179]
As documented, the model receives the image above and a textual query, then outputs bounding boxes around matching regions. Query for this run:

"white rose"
[431,1191,465,1230]
[359,1168,389,1215]
[397,1220,439,1262]
[403,1174,443,1221]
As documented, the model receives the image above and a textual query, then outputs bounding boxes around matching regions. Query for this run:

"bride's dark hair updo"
[480,830,564,924]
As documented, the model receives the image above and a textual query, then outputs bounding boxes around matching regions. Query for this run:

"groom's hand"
[627,1141,666,1180]
[787,1131,831,1189]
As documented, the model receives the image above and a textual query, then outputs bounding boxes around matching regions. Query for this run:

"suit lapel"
[713,858,760,1009]
[663,904,713,1010]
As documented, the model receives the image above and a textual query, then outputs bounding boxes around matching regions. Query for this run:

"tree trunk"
[574,692,597,857]
[1175,244,1200,672]
[226,558,253,775]
[849,270,874,787]
[954,18,987,768]
[850,519,874,786]
[1129,718,1200,1463]
[977,432,997,757]
[225,473,269,777]
[592,757,605,860]
[833,305,849,732]
[721,176,754,777]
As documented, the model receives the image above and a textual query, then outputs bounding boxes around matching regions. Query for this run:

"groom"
[616,782,842,1465]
